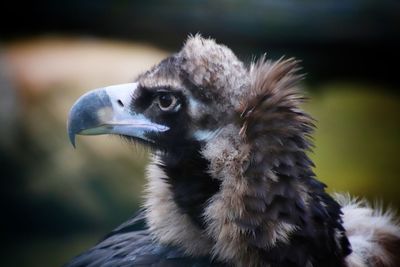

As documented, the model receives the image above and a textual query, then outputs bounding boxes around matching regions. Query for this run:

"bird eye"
[157,93,178,111]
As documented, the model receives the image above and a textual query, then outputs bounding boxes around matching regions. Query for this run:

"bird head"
[67,35,328,265]
[68,35,250,154]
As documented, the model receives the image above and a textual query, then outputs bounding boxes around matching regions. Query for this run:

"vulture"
[66,35,400,267]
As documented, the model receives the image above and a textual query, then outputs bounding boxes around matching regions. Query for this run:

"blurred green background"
[1,1,399,266]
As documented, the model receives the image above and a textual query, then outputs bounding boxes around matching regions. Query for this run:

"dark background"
[1,1,399,266]
[4,0,400,87]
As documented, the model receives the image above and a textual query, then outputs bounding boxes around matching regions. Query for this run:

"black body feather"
[65,211,224,267]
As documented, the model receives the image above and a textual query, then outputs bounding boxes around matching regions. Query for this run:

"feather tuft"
[335,193,400,267]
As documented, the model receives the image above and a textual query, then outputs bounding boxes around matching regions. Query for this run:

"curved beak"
[67,83,169,147]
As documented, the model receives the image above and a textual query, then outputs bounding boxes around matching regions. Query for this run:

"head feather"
[239,55,314,146]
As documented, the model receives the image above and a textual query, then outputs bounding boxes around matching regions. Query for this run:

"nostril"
[117,99,124,107]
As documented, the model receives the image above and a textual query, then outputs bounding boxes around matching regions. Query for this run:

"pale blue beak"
[67,83,169,147]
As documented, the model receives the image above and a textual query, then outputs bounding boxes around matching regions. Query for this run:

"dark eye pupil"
[159,94,173,108]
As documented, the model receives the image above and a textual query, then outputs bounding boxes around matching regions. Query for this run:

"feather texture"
[335,194,400,267]
[200,54,351,266]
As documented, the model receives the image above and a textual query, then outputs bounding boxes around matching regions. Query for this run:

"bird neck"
[158,145,221,229]
[143,144,219,257]
[144,124,350,266]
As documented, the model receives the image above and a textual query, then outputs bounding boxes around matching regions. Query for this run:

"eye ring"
[157,93,178,111]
